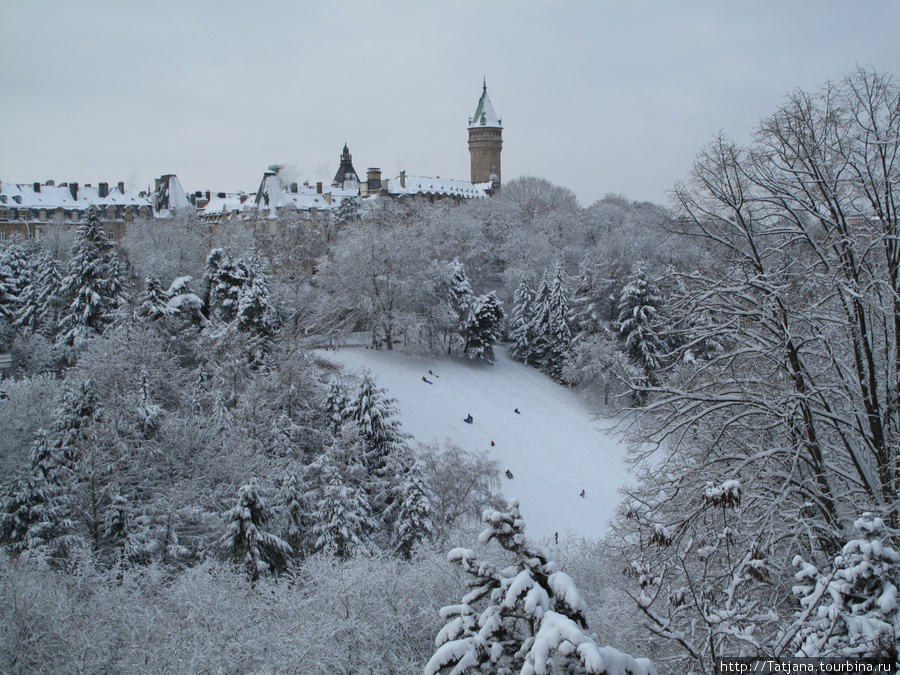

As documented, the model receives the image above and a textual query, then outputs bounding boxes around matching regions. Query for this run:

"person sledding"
[422,376,433,384]
[505,469,514,479]
[514,408,521,414]
[429,370,439,378]
[464,413,473,424]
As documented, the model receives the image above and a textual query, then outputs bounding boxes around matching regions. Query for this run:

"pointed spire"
[469,80,502,129]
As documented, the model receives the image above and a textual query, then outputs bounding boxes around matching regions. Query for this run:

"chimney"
[290,182,298,193]
[98,182,109,198]
[316,182,323,194]
[400,170,406,188]
[46,180,55,187]
[324,192,332,205]
[70,182,79,200]
[118,181,125,193]
[366,168,382,192]
[33,182,41,193]
[206,191,210,201]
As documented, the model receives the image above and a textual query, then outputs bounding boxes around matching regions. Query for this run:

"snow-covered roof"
[154,174,193,216]
[254,171,335,218]
[468,80,502,129]
[389,174,491,200]
[198,192,252,217]
[0,182,152,211]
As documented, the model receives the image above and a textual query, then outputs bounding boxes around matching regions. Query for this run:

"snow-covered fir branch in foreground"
[425,499,656,675]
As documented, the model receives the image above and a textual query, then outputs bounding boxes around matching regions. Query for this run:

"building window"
[107,230,114,240]
[0,229,6,240]
[0,210,7,222]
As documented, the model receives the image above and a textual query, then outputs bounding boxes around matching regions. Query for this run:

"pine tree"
[508,276,536,362]
[617,262,664,379]
[464,292,505,364]
[425,500,656,675]
[0,263,16,323]
[222,478,293,580]
[57,207,125,349]
[203,248,247,324]
[569,257,605,345]
[393,461,434,559]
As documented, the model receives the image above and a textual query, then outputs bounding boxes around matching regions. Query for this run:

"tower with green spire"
[468,79,502,191]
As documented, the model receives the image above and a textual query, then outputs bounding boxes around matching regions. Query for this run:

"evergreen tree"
[203,248,247,324]
[311,457,375,558]
[236,257,277,337]
[463,292,505,364]
[14,247,62,334]
[324,378,349,436]
[279,470,314,557]
[0,430,76,558]
[342,371,408,477]
[222,478,292,580]
[616,262,664,379]
[788,514,899,662]
[425,500,656,675]
[529,265,573,382]
[508,276,536,362]
[136,274,173,320]
[442,258,474,355]
[56,207,125,349]
[0,263,16,324]
[393,461,434,559]
[569,257,605,344]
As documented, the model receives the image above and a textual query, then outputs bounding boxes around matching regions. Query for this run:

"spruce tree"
[14,247,62,334]
[222,478,292,580]
[279,470,314,557]
[426,500,656,675]
[617,262,664,378]
[342,371,408,477]
[529,265,573,382]
[508,276,536,362]
[463,292,505,364]
[393,461,434,559]
[57,207,125,349]
[311,457,375,558]
[136,274,173,320]
[446,258,474,354]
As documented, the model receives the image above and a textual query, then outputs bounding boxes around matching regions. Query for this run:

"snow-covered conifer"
[56,207,125,349]
[616,262,664,378]
[342,371,408,477]
[463,292,505,364]
[529,265,573,381]
[787,514,899,662]
[393,461,434,559]
[279,470,314,557]
[324,378,350,436]
[236,257,277,337]
[14,247,62,334]
[222,478,292,580]
[508,276,536,362]
[311,458,375,558]
[136,274,173,320]
[425,499,656,675]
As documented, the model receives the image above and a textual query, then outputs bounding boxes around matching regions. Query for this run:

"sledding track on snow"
[318,345,632,542]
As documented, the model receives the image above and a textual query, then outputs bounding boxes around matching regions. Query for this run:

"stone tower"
[468,79,502,189]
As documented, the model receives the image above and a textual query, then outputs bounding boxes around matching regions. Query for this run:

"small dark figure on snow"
[429,370,438,378]
[554,532,558,544]
[491,440,495,447]
[580,489,585,498]
[465,414,473,424]
[422,376,433,384]
[514,408,520,414]
[505,469,514,479]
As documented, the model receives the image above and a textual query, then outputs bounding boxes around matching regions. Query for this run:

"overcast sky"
[2,1,898,207]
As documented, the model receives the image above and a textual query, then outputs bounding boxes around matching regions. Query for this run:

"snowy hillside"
[317,345,632,542]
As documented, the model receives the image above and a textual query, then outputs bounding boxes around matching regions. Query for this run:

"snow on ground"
[317,345,633,543]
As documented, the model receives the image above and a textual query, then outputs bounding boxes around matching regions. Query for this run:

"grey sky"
[2,1,898,207]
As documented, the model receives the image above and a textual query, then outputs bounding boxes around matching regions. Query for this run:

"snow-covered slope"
[317,346,632,543]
